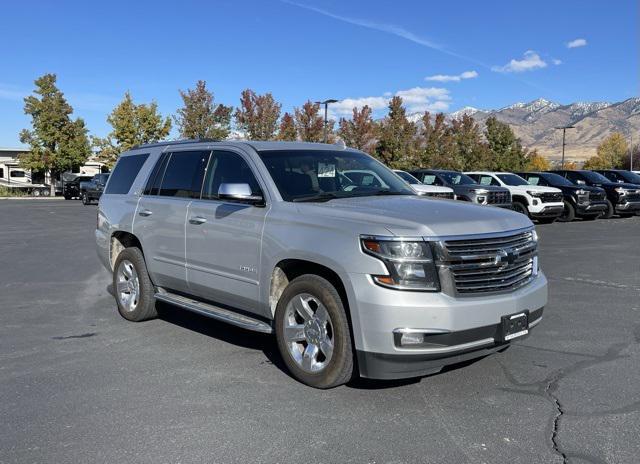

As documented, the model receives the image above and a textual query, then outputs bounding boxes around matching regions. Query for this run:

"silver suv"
[96,140,547,388]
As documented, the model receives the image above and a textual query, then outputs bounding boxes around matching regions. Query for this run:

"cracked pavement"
[1,200,638,463]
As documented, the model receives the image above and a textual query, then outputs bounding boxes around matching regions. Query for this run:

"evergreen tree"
[234,89,281,140]
[277,112,297,141]
[419,112,455,169]
[19,73,91,195]
[449,114,488,170]
[174,80,232,140]
[294,101,325,142]
[94,92,172,167]
[337,105,377,154]
[484,116,528,171]
[374,97,417,169]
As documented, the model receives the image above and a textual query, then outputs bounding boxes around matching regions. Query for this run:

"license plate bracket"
[500,311,529,342]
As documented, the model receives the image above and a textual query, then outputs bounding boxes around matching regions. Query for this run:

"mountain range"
[410,97,640,161]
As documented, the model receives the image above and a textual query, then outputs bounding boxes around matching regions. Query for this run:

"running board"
[154,291,273,334]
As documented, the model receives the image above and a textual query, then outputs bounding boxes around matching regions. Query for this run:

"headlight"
[470,188,488,194]
[361,237,440,291]
[615,187,627,195]
[527,190,542,197]
[576,189,586,195]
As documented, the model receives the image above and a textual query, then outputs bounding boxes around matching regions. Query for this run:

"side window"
[105,153,149,194]
[143,153,169,196]
[158,151,210,198]
[565,171,581,183]
[0,168,4,178]
[527,175,541,186]
[421,174,439,185]
[202,151,262,200]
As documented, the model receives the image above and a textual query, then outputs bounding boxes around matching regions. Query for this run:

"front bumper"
[576,201,607,216]
[357,310,542,380]
[346,271,548,379]
[615,200,640,212]
[530,204,564,218]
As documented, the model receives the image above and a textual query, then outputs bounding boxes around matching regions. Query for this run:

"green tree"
[19,73,91,195]
[337,105,378,154]
[277,112,297,141]
[234,89,281,140]
[449,114,488,170]
[484,116,528,171]
[294,101,326,142]
[419,112,456,169]
[374,97,417,169]
[94,92,172,167]
[174,80,232,140]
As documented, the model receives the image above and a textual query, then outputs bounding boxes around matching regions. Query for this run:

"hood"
[591,181,638,190]
[455,184,508,192]
[411,184,453,194]
[506,185,561,194]
[296,195,532,237]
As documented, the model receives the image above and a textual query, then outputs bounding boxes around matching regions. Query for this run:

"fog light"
[477,196,486,204]
[400,332,425,345]
[532,199,539,205]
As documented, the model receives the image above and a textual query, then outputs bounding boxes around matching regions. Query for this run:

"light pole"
[555,125,576,169]
[315,99,338,143]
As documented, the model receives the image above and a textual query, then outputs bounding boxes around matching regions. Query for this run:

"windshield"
[581,171,611,183]
[439,171,477,185]
[395,170,421,184]
[497,173,530,186]
[617,171,640,183]
[540,173,575,187]
[257,150,414,201]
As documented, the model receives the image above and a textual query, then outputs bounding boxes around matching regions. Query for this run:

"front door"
[134,150,210,292]
[185,149,268,315]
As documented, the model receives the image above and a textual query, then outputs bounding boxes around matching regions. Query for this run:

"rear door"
[185,149,268,315]
[134,149,210,292]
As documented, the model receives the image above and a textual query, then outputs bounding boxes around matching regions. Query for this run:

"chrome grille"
[438,230,537,295]
[624,190,640,202]
[539,192,563,203]
[487,191,511,205]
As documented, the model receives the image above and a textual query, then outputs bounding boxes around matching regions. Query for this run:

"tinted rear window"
[105,154,149,194]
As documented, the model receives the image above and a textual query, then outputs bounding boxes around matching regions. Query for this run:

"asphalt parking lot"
[1,199,639,464]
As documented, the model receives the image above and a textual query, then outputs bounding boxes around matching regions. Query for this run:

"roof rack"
[131,138,220,150]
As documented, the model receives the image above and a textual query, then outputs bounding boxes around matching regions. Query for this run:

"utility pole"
[315,99,338,143]
[555,125,576,168]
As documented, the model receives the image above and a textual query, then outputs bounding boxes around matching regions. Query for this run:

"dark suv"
[593,169,640,186]
[81,173,110,205]
[410,169,512,208]
[550,170,640,218]
[63,175,93,200]
[517,172,607,222]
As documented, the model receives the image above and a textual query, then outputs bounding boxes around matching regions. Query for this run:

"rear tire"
[275,274,354,389]
[602,200,614,219]
[512,202,529,216]
[558,201,575,222]
[112,247,157,322]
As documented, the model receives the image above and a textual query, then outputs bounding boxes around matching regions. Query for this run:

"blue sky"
[0,0,637,147]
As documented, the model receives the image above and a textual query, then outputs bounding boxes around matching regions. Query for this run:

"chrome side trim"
[393,328,451,335]
[154,291,273,334]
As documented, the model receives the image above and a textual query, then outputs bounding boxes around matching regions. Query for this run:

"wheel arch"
[511,194,529,206]
[110,231,144,270]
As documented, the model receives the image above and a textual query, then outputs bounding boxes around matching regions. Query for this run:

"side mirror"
[576,180,586,185]
[218,183,264,205]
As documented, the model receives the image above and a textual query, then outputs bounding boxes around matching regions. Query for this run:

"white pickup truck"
[466,171,564,223]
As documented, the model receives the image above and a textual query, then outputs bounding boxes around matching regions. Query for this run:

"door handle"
[189,216,207,225]
[138,209,153,217]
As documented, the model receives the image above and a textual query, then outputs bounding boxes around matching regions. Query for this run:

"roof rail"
[131,138,220,150]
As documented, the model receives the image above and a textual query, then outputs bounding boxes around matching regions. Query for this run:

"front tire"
[112,247,157,322]
[558,201,575,222]
[81,193,89,205]
[512,202,529,216]
[275,274,354,389]
[602,200,614,219]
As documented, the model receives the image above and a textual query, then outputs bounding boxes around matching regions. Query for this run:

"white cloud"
[491,51,547,73]
[567,38,587,48]
[330,86,451,118]
[425,70,478,82]
[552,58,562,65]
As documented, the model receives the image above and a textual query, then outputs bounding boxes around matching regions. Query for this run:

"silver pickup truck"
[96,140,547,388]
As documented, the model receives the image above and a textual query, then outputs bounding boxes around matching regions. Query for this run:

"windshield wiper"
[368,189,411,196]
[292,192,342,203]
